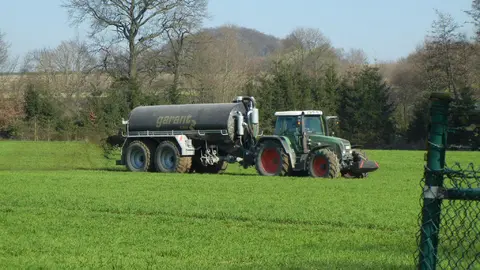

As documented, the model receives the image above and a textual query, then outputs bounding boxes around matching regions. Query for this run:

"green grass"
[0,140,117,171]
[0,141,477,269]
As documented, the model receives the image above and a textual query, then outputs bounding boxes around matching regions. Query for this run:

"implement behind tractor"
[116,96,379,178]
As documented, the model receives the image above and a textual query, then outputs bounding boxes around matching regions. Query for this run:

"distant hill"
[201,25,284,57]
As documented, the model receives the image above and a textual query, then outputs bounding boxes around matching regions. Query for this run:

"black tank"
[128,102,246,134]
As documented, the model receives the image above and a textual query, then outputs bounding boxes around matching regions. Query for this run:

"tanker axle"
[200,148,220,166]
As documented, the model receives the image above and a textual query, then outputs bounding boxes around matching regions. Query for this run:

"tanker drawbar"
[116,96,260,174]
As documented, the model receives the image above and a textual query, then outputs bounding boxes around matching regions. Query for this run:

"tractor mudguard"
[292,145,332,171]
[309,144,334,153]
[289,145,332,171]
[309,144,342,161]
[257,136,296,166]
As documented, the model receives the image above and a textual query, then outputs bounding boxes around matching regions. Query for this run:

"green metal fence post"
[418,92,452,270]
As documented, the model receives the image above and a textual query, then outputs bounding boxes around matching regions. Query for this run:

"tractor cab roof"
[274,110,323,116]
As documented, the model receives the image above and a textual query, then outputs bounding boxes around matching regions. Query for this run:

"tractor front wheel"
[308,148,340,178]
[255,140,290,176]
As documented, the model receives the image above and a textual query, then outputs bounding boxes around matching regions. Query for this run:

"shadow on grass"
[222,172,257,177]
[0,166,126,172]
[75,167,258,176]
[0,167,257,175]
[83,170,257,176]
[0,167,364,182]
[74,167,127,172]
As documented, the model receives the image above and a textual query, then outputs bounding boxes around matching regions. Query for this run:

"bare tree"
[388,57,424,132]
[0,31,8,69]
[465,0,480,41]
[53,38,97,74]
[185,25,254,103]
[62,0,208,84]
[163,2,206,103]
[280,27,338,77]
[0,30,20,101]
[0,30,19,73]
[425,10,464,98]
[23,37,98,95]
[93,38,131,78]
[338,48,369,73]
[20,37,109,123]
[283,27,330,52]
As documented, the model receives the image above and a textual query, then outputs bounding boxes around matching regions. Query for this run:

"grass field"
[0,141,477,269]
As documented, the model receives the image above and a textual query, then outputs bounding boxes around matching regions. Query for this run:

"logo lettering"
[156,115,197,130]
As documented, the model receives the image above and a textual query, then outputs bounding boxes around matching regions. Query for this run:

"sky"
[0,0,475,64]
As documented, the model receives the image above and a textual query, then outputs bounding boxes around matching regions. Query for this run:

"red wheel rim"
[313,156,328,176]
[261,148,280,174]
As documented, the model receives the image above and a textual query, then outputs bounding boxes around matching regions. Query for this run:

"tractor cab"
[273,110,342,154]
[273,110,337,137]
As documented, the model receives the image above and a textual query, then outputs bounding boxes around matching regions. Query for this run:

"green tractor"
[253,110,379,178]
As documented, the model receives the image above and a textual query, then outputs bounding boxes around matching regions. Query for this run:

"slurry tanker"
[116,96,379,178]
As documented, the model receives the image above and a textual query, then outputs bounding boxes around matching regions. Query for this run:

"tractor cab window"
[274,116,299,135]
[304,116,324,134]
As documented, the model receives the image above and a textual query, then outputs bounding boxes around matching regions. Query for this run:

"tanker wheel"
[125,140,154,172]
[154,140,192,173]
[308,148,340,178]
[255,140,290,176]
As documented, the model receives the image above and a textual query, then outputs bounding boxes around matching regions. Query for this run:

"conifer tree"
[337,66,395,146]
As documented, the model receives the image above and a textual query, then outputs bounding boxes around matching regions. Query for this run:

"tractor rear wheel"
[255,140,290,176]
[154,140,192,173]
[308,148,340,178]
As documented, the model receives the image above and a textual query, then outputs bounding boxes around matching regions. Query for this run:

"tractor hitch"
[342,151,379,178]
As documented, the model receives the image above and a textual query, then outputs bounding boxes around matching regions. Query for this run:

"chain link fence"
[415,93,480,270]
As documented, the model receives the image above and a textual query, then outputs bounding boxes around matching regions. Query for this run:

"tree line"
[0,0,478,150]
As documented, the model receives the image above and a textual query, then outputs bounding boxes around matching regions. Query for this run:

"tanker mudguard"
[257,135,296,165]
[174,135,195,156]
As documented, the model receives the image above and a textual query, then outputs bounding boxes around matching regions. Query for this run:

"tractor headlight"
[339,142,352,158]
[345,144,352,154]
